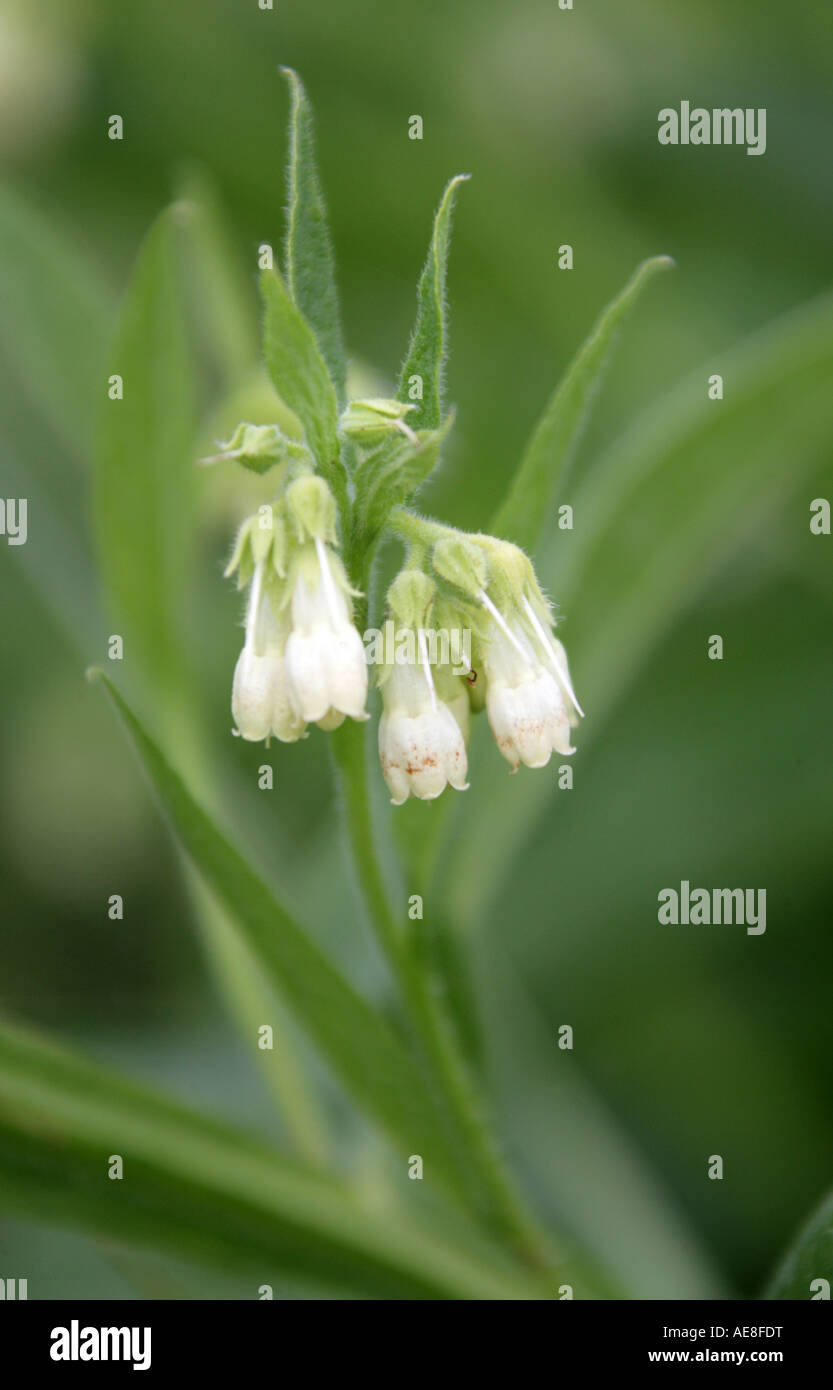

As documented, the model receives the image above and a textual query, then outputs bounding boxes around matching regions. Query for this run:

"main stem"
[331,714,548,1266]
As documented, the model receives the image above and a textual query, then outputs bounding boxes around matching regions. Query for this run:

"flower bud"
[202,421,312,475]
[285,475,338,545]
[339,397,418,447]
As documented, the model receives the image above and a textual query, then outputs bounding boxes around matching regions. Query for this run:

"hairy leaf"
[260,267,342,501]
[282,67,346,404]
[397,175,469,431]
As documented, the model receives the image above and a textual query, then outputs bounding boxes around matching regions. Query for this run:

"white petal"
[487,669,572,768]
[284,630,332,722]
[270,659,307,742]
[325,623,368,719]
[379,706,468,803]
[378,713,412,804]
[231,648,276,742]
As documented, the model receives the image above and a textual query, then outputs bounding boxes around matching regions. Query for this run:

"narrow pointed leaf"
[397,175,469,430]
[93,206,195,704]
[282,67,346,403]
[91,671,489,1215]
[491,256,674,553]
[260,266,342,498]
[443,287,833,931]
[0,1019,544,1300]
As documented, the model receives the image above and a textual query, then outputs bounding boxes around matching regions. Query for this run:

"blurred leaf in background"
[0,0,831,1299]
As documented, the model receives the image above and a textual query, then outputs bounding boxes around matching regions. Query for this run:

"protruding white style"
[231,562,306,744]
[480,593,578,770]
[283,538,368,725]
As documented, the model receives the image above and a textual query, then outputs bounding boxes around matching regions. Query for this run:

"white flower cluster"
[374,540,583,804]
[225,468,582,804]
[228,478,368,744]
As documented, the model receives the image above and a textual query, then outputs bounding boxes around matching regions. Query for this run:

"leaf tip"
[279,65,303,99]
[169,198,197,229]
[641,253,676,278]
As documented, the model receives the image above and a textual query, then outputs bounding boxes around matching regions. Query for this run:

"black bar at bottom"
[0,1298,827,1376]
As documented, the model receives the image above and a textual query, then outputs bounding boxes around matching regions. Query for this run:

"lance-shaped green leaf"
[397,174,469,431]
[441,285,833,932]
[0,1019,546,1300]
[93,206,195,705]
[260,266,342,499]
[281,67,346,404]
[491,256,674,554]
[89,670,498,1220]
[353,412,455,546]
[766,1186,833,1299]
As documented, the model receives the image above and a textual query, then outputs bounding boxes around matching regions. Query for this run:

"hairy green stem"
[389,504,458,549]
[330,714,549,1265]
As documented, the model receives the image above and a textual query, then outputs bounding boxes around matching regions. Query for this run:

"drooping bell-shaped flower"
[517,593,584,728]
[231,559,306,744]
[478,561,582,770]
[283,537,368,725]
[376,567,470,803]
[430,530,583,772]
[378,652,469,804]
[483,621,573,769]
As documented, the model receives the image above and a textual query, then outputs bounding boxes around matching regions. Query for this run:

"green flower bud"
[202,421,313,475]
[386,568,436,630]
[285,475,338,545]
[432,534,488,598]
[339,397,418,447]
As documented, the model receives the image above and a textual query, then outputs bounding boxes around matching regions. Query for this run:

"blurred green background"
[1,0,831,1298]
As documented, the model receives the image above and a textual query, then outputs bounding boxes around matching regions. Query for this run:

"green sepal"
[354,412,455,547]
[202,421,314,476]
[285,474,338,544]
[340,397,417,448]
[431,534,487,599]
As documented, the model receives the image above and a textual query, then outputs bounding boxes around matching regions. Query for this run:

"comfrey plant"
[65,67,804,1302]
[217,107,584,805]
